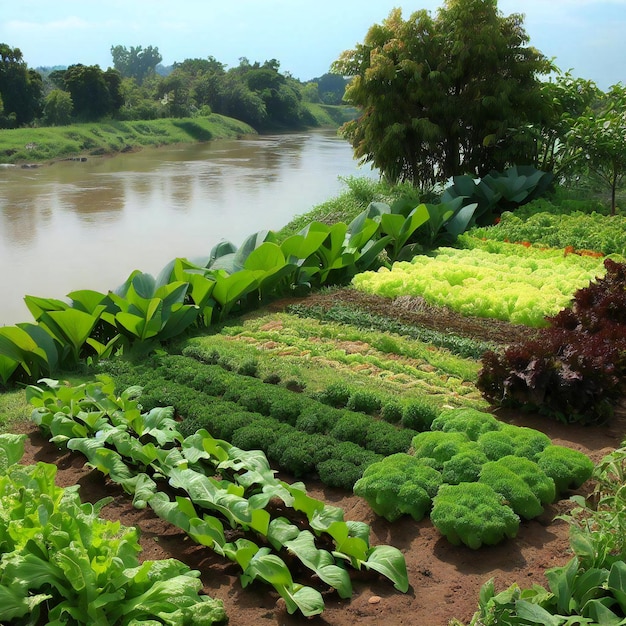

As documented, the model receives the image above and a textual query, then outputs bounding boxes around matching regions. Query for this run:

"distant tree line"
[0,42,348,131]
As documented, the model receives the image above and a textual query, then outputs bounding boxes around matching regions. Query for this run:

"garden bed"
[14,290,626,626]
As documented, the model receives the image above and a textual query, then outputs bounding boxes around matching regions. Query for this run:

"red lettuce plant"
[478,258,626,424]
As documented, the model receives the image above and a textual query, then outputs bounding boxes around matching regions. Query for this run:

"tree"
[567,84,626,215]
[0,43,43,126]
[111,45,162,84]
[43,89,73,125]
[332,2,552,187]
[62,64,122,121]
[534,72,600,174]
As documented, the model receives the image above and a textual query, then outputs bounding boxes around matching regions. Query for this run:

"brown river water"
[0,130,375,325]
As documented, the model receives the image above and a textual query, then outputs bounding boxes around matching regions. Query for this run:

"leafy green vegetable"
[431,482,520,549]
[354,453,442,521]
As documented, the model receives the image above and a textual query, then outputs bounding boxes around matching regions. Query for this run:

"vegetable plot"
[352,238,609,326]
[353,408,594,549]
[0,433,226,626]
[27,377,409,617]
[185,311,487,413]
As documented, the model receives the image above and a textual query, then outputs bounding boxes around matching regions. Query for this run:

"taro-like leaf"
[363,545,409,593]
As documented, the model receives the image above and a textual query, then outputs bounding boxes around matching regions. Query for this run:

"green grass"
[0,389,31,433]
[0,114,256,164]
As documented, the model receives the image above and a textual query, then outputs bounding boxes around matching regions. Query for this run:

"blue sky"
[1,1,624,89]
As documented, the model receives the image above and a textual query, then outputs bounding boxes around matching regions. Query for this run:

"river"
[0,130,376,326]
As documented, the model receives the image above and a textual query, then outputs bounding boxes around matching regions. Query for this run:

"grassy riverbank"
[0,114,256,164]
[0,104,355,165]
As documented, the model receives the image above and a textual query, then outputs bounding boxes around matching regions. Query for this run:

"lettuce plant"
[354,453,442,522]
[430,482,520,549]
[0,434,226,626]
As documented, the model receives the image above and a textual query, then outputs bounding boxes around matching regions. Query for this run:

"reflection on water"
[0,130,375,325]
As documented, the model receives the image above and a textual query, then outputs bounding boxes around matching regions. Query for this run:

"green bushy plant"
[431,482,520,549]
[354,453,442,522]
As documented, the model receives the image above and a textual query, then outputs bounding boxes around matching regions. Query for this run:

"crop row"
[27,378,409,617]
[0,433,226,625]
[471,209,626,257]
[185,312,487,412]
[100,354,428,488]
[353,237,609,326]
[479,257,626,423]
[354,407,594,549]
[0,189,486,387]
[470,442,626,624]
[285,302,497,359]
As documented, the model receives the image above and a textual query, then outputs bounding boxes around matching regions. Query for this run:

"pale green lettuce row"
[352,246,606,326]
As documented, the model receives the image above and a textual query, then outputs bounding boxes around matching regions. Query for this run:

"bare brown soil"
[14,288,626,626]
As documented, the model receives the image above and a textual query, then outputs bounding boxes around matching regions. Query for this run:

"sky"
[1,0,624,90]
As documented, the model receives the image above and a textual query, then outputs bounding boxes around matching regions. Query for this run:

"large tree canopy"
[111,45,162,85]
[332,0,552,186]
[0,43,43,127]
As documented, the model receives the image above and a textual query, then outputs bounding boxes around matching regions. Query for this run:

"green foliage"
[477,424,551,462]
[431,407,502,440]
[441,444,489,485]
[0,44,43,127]
[43,89,73,126]
[354,453,442,522]
[0,433,226,625]
[471,209,626,256]
[410,430,471,470]
[333,3,551,186]
[353,238,607,326]
[567,83,626,214]
[111,45,162,84]
[401,398,444,431]
[25,379,410,613]
[478,459,546,519]
[431,482,520,549]
[468,445,626,624]
[441,166,554,226]
[536,445,594,495]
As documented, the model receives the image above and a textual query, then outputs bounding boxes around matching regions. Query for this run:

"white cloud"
[5,16,92,33]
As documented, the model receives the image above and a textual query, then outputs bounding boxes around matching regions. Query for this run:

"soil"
[12,288,626,626]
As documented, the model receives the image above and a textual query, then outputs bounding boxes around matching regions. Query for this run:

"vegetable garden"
[2,169,626,625]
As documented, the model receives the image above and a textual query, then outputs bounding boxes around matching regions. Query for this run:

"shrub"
[269,390,303,425]
[316,459,364,490]
[441,443,489,485]
[479,459,544,519]
[237,358,259,377]
[232,418,291,452]
[294,404,339,434]
[269,432,335,477]
[317,382,351,408]
[365,421,415,456]
[330,413,370,446]
[431,408,501,440]
[411,431,471,470]
[477,424,551,462]
[381,401,403,424]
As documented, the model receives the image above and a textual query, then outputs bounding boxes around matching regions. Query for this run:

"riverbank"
[0,114,257,165]
[0,104,356,166]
